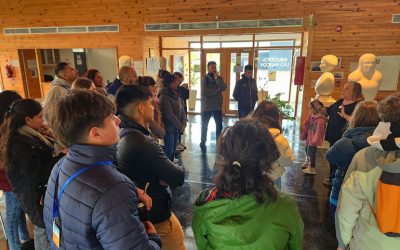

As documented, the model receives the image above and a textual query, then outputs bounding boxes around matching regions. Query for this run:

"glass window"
[256,49,293,102]
[203,42,221,49]
[189,42,201,49]
[203,34,253,42]
[258,40,295,47]
[221,42,253,48]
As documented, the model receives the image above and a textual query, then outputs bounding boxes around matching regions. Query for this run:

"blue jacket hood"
[342,126,375,149]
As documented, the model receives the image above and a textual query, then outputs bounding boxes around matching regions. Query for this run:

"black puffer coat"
[117,115,185,224]
[7,133,63,228]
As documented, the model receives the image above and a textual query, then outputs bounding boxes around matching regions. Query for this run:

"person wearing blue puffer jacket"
[326,101,380,215]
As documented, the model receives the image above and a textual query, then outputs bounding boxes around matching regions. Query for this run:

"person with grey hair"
[106,66,137,96]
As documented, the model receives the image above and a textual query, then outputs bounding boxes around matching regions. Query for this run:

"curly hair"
[215,118,280,203]
[378,92,400,123]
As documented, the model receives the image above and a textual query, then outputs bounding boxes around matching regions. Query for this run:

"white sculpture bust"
[119,55,133,68]
[315,55,338,106]
[348,53,383,101]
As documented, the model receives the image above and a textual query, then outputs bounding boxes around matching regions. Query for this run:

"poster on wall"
[134,61,144,76]
[375,56,400,91]
[146,57,160,75]
[310,61,321,72]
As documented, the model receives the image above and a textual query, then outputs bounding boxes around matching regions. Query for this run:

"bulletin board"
[376,55,400,91]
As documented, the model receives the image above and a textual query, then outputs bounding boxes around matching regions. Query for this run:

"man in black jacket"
[115,85,186,250]
[233,64,258,118]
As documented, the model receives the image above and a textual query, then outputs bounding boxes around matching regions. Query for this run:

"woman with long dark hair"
[252,101,294,188]
[0,99,64,250]
[192,119,303,249]
[0,91,31,250]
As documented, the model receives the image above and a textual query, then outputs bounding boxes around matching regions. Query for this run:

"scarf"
[18,126,59,156]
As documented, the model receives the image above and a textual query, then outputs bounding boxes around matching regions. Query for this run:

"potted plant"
[265,92,294,120]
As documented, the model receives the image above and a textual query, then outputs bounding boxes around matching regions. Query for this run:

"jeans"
[201,110,223,144]
[164,130,179,161]
[4,192,30,250]
[154,213,185,250]
[34,226,49,250]
[306,145,317,168]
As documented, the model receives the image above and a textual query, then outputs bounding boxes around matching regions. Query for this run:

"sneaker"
[303,166,316,175]
[323,179,332,187]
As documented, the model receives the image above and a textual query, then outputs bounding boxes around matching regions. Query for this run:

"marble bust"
[348,53,383,101]
[315,55,338,106]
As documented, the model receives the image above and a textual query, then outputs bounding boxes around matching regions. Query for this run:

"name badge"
[53,220,61,248]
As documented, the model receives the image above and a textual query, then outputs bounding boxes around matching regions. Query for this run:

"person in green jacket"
[192,118,304,250]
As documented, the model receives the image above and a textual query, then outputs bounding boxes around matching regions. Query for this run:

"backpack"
[375,169,400,237]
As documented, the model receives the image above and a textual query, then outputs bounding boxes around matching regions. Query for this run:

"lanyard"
[52,158,112,219]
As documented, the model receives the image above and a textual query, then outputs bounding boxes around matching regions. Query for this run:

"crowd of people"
[0,60,399,250]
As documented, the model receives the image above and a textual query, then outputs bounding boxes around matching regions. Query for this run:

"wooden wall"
[1,0,399,120]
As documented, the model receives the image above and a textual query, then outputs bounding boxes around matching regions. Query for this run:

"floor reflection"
[173,115,337,250]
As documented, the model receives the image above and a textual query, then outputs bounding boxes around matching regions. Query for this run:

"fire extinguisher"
[5,64,13,79]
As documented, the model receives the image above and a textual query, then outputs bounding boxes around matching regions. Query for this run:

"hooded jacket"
[43,76,71,122]
[336,122,400,250]
[201,73,227,112]
[301,113,327,146]
[233,75,258,113]
[326,126,375,207]
[158,87,186,133]
[268,128,294,181]
[192,187,304,250]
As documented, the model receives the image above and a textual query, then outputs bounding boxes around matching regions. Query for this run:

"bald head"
[119,66,137,85]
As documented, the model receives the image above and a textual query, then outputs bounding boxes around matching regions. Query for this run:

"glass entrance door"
[201,49,253,115]
[226,50,251,115]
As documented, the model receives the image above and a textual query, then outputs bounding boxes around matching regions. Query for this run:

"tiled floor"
[0,114,337,249]
[173,115,337,250]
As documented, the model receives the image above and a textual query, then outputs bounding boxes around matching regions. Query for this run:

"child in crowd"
[252,101,294,188]
[0,99,64,250]
[301,99,327,175]
[0,91,31,250]
[42,90,161,249]
[71,77,96,91]
[192,118,303,249]
[326,101,379,215]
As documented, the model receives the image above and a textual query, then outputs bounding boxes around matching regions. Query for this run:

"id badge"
[52,220,61,248]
